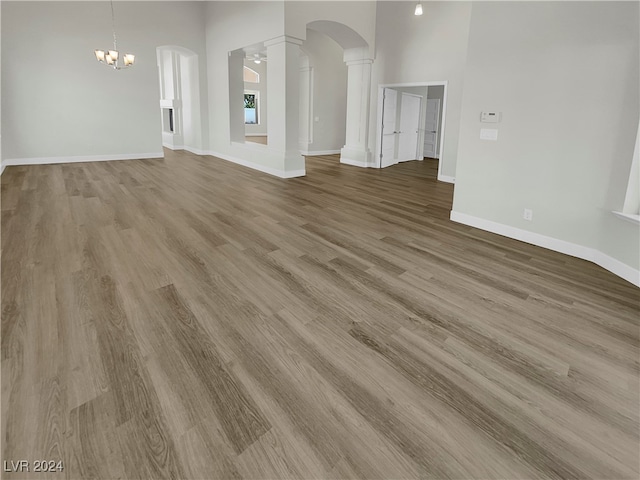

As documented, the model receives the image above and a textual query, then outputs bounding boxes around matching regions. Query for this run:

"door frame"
[424,97,441,159]
[375,81,448,181]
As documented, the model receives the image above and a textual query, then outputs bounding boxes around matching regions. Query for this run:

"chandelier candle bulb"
[94,49,105,61]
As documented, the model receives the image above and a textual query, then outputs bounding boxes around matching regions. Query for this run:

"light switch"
[480,128,498,141]
[481,112,500,123]
[314,116,320,122]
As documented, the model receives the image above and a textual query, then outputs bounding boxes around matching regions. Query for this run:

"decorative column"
[266,35,305,175]
[340,47,374,167]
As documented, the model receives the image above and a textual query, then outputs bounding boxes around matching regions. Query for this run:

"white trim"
[437,174,455,184]
[164,144,207,156]
[245,134,267,138]
[1,161,6,176]
[182,146,207,156]
[593,251,640,288]
[613,211,640,225]
[450,211,640,287]
[2,152,164,167]
[206,150,305,179]
[301,149,341,156]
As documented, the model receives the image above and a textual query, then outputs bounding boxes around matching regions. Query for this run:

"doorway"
[156,46,202,153]
[376,82,447,177]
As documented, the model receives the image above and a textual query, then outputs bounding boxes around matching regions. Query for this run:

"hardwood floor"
[245,136,268,145]
[1,150,638,479]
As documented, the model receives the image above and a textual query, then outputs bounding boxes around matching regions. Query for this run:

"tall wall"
[371,2,472,180]
[1,1,208,162]
[451,1,639,282]
[204,1,286,172]
[284,1,377,57]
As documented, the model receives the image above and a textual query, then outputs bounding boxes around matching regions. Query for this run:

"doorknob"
[430,130,436,133]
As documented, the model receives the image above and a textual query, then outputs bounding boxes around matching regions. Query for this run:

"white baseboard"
[163,143,183,150]
[164,144,207,156]
[450,211,640,287]
[206,150,305,179]
[0,160,5,176]
[183,146,207,156]
[2,152,164,167]
[438,174,455,184]
[301,149,341,156]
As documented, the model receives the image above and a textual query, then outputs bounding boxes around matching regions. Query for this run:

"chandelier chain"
[110,0,117,51]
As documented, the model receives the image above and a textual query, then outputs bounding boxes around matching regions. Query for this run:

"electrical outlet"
[523,209,533,221]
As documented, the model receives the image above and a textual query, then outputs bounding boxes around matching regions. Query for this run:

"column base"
[283,151,306,177]
[340,146,373,168]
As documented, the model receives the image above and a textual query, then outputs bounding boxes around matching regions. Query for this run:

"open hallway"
[1,151,638,479]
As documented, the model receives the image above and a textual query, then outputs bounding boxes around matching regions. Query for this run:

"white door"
[423,98,440,158]
[380,88,398,168]
[397,93,422,162]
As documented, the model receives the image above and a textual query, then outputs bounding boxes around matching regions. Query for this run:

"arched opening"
[304,21,373,167]
[156,45,202,153]
[298,31,347,156]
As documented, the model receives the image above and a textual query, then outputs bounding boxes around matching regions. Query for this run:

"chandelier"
[94,0,135,70]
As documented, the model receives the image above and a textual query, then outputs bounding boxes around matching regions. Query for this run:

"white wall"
[205,1,288,172]
[371,1,472,179]
[452,1,640,281]
[2,1,208,163]
[284,1,377,57]
[244,59,268,137]
[301,28,347,154]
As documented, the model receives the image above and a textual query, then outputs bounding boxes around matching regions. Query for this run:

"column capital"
[345,58,374,67]
[264,35,304,48]
[343,47,373,66]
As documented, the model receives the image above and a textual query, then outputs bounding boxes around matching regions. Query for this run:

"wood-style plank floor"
[2,150,639,479]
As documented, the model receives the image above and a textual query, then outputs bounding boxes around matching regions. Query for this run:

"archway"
[305,21,373,167]
[156,45,202,153]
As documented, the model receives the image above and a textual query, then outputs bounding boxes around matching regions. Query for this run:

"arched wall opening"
[298,30,347,156]
[156,45,202,152]
[304,20,373,167]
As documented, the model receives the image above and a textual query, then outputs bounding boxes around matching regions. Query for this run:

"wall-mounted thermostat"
[481,112,500,123]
